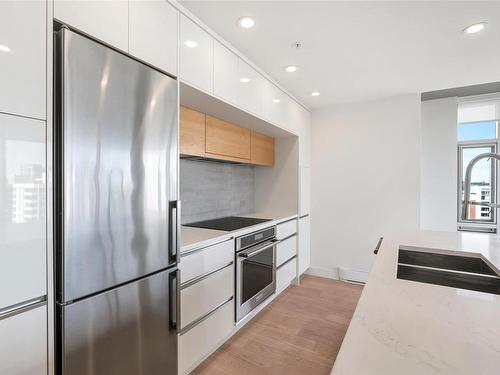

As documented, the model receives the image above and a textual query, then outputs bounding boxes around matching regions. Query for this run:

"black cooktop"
[184,216,271,231]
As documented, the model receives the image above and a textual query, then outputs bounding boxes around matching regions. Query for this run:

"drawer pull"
[179,296,233,335]
[181,261,234,290]
[0,295,46,321]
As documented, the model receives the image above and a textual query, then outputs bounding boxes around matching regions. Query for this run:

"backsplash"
[180,159,255,224]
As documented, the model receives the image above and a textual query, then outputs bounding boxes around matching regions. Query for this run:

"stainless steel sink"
[397,248,500,295]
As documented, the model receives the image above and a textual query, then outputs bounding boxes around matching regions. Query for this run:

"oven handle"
[238,239,278,258]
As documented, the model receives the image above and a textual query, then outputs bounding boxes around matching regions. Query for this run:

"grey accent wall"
[180,159,255,224]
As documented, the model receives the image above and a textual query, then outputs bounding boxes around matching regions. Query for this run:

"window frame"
[457,140,497,228]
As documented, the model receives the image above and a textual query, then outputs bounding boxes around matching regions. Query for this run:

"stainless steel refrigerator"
[54,27,179,375]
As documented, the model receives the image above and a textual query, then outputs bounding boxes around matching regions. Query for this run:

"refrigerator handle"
[169,269,179,331]
[169,200,181,263]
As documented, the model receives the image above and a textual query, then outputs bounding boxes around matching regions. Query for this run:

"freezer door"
[58,267,178,375]
[56,28,179,302]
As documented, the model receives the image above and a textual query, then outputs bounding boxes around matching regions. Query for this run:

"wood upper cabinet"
[206,115,251,160]
[180,106,274,166]
[180,106,206,157]
[251,131,274,166]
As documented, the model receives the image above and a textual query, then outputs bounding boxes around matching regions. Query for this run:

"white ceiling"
[179,1,500,109]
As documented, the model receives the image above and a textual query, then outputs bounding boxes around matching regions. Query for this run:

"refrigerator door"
[58,267,178,375]
[56,29,179,302]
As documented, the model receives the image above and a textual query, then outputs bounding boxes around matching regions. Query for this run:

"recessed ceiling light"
[0,44,11,52]
[463,22,487,34]
[311,92,320,97]
[240,77,250,83]
[184,40,197,48]
[285,65,297,73]
[238,16,255,29]
[272,99,280,103]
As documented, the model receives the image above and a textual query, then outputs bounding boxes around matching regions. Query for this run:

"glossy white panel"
[276,235,297,267]
[276,219,297,240]
[262,79,287,127]
[298,215,310,275]
[180,240,233,283]
[0,0,46,119]
[129,0,178,75]
[299,165,311,216]
[213,41,239,105]
[179,14,213,93]
[54,0,128,51]
[0,306,47,375]
[237,58,265,116]
[0,114,46,309]
[299,107,311,167]
[276,258,296,294]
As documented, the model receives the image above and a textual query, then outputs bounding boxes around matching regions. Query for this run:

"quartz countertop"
[332,230,500,375]
[180,211,299,253]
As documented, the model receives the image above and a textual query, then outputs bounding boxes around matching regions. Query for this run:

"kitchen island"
[332,230,500,375]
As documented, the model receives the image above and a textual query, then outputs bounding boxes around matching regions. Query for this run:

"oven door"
[236,239,277,322]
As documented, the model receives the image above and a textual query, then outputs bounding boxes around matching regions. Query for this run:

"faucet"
[462,152,500,220]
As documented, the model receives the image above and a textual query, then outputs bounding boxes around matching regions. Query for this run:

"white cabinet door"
[213,41,239,105]
[179,14,213,93]
[262,80,286,127]
[236,58,265,116]
[0,306,47,375]
[0,114,46,310]
[0,1,45,119]
[299,165,310,217]
[298,215,311,275]
[276,258,296,294]
[54,0,128,51]
[129,0,178,75]
[299,107,311,167]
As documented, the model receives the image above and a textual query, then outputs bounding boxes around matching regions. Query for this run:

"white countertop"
[180,211,298,253]
[332,230,500,375]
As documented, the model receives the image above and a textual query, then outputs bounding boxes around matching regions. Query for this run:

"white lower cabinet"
[276,235,297,267]
[180,264,233,330]
[298,215,311,275]
[179,299,234,375]
[277,258,297,294]
[276,219,298,240]
[0,305,47,375]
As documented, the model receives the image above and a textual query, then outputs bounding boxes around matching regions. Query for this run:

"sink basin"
[397,248,500,295]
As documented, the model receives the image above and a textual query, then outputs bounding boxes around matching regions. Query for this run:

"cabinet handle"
[180,261,234,290]
[0,295,46,321]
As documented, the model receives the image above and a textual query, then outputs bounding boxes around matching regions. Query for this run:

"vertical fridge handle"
[169,269,179,331]
[169,200,181,263]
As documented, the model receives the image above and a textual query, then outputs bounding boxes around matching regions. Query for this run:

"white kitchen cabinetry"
[299,165,311,216]
[54,0,128,52]
[213,41,239,105]
[0,305,47,375]
[180,240,233,283]
[129,0,178,76]
[299,107,311,167]
[0,1,46,119]
[276,219,298,240]
[0,114,46,310]
[179,300,233,375]
[276,236,297,267]
[262,79,286,127]
[298,215,311,275]
[276,258,297,294]
[179,14,214,93]
[237,58,265,116]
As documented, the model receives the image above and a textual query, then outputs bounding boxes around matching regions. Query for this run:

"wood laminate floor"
[192,275,363,375]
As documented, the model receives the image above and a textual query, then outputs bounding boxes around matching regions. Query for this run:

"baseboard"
[306,266,368,284]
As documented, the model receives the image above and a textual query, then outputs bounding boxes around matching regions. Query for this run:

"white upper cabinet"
[213,41,239,105]
[179,14,214,93]
[299,165,311,216]
[237,58,265,116]
[129,0,178,76]
[299,107,311,167]
[262,79,286,127]
[0,114,46,310]
[0,1,46,120]
[54,0,128,52]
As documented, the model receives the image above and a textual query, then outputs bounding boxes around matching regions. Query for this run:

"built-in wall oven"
[235,226,277,323]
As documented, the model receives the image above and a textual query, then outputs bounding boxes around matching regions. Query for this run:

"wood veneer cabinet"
[179,106,274,166]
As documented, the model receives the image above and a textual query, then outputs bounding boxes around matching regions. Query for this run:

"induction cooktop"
[184,216,271,231]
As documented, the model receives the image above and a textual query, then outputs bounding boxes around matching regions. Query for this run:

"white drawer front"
[276,236,297,267]
[180,240,234,283]
[277,258,297,294]
[179,300,234,375]
[276,219,297,240]
[180,264,233,330]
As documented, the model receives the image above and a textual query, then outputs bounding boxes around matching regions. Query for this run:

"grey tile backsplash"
[180,159,255,224]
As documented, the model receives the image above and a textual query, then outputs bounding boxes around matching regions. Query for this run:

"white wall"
[310,94,421,279]
[420,97,458,231]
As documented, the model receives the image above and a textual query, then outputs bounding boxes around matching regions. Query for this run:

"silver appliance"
[235,227,277,323]
[54,27,179,374]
